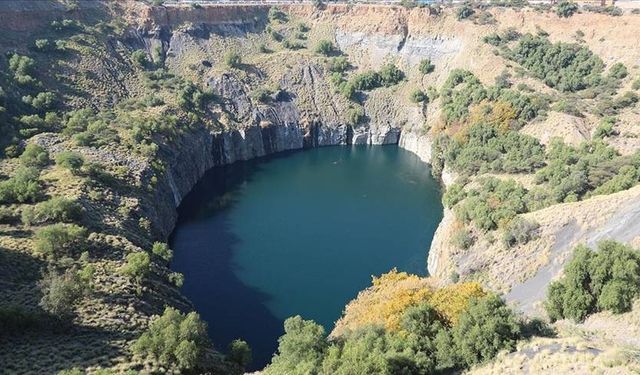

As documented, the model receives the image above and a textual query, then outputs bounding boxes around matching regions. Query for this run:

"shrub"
[556,1,579,17]
[19,144,50,167]
[152,242,173,262]
[34,39,53,52]
[456,4,475,20]
[0,167,42,204]
[632,77,640,90]
[120,252,151,283]
[346,105,365,126]
[224,50,242,69]
[378,63,405,87]
[228,339,252,370]
[410,89,427,103]
[593,116,617,139]
[55,151,84,173]
[327,56,350,73]
[132,307,210,370]
[501,217,539,248]
[39,266,90,319]
[268,7,288,23]
[451,227,474,249]
[34,224,87,258]
[131,49,149,67]
[315,40,334,56]
[546,241,640,321]
[418,59,435,74]
[608,62,628,79]
[21,197,82,226]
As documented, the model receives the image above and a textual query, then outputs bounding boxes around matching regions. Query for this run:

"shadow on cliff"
[169,152,303,370]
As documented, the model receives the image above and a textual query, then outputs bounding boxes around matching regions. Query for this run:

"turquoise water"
[170,145,442,370]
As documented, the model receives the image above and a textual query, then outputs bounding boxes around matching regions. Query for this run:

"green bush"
[224,50,242,69]
[593,116,617,139]
[410,89,427,103]
[55,151,85,173]
[632,77,640,90]
[268,7,288,23]
[451,228,474,249]
[418,59,435,74]
[19,144,50,167]
[315,40,335,56]
[456,4,475,20]
[379,63,405,87]
[34,223,87,258]
[327,57,350,73]
[545,241,640,321]
[132,307,210,370]
[120,252,151,283]
[21,197,82,226]
[131,49,149,67]
[152,242,173,262]
[346,105,365,126]
[608,62,628,79]
[501,217,539,248]
[0,166,42,204]
[556,1,579,17]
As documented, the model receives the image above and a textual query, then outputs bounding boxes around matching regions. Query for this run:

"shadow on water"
[169,151,303,371]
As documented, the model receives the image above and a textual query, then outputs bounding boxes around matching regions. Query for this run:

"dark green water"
[170,145,442,370]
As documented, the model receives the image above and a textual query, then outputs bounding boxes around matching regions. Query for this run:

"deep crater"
[169,145,442,369]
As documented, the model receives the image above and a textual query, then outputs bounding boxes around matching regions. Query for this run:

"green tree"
[448,294,521,367]
[39,266,90,319]
[265,316,327,375]
[132,307,210,370]
[456,4,475,20]
[228,339,252,370]
[410,89,427,103]
[0,167,42,204]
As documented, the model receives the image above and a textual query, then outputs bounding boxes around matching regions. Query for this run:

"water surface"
[170,145,442,370]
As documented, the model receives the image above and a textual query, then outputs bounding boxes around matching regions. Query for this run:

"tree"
[34,224,87,258]
[265,316,327,375]
[315,40,334,56]
[120,252,151,283]
[228,339,252,370]
[378,63,405,87]
[418,59,435,74]
[132,307,210,370]
[39,266,90,319]
[131,49,150,67]
[556,1,579,18]
[447,294,521,367]
[608,62,628,79]
[55,151,85,174]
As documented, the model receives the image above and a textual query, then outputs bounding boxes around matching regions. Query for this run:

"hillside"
[1,0,640,373]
